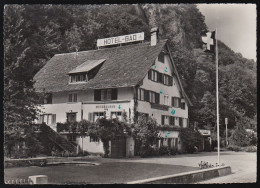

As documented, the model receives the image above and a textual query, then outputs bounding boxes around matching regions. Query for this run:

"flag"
[202,31,216,53]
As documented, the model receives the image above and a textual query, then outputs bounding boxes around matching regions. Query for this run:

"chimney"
[150,27,159,46]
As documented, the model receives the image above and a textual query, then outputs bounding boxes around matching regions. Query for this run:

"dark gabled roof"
[68,59,106,74]
[34,40,168,92]
[33,39,192,106]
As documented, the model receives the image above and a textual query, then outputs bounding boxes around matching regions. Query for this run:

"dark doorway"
[111,136,126,158]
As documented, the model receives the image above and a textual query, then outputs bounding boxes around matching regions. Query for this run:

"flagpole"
[215,28,220,165]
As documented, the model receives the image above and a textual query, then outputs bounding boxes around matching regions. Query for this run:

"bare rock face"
[139,4,187,46]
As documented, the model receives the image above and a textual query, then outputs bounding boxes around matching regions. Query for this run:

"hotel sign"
[97,32,144,47]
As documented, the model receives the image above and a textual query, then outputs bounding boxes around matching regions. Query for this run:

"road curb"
[126,166,232,184]
[46,161,100,166]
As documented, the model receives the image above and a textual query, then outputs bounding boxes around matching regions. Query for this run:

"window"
[149,91,156,103]
[172,97,181,107]
[148,69,158,82]
[93,112,104,122]
[111,112,122,120]
[68,93,77,102]
[169,116,175,125]
[164,75,169,85]
[164,95,169,106]
[161,115,170,125]
[162,74,172,86]
[158,52,164,63]
[175,117,179,126]
[181,102,186,110]
[140,88,145,100]
[69,74,86,83]
[101,89,112,100]
[44,93,52,104]
[67,113,77,122]
[39,114,56,125]
[90,136,100,142]
[138,89,159,104]
[94,89,117,101]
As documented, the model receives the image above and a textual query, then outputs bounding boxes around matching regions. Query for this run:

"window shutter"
[148,69,151,80]
[155,93,160,104]
[74,93,77,102]
[111,88,117,100]
[169,116,173,125]
[178,98,181,108]
[161,115,165,125]
[88,113,93,122]
[169,76,173,86]
[158,73,162,83]
[180,118,183,127]
[171,97,174,107]
[52,114,56,124]
[94,90,101,101]
[181,102,185,109]
[144,90,149,102]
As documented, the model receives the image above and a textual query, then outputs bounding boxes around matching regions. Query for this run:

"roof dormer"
[68,59,105,84]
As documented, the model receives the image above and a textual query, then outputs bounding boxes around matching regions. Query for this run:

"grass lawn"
[5,162,198,184]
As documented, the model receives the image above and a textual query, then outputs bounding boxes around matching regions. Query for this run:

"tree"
[229,121,250,147]
[132,115,159,149]
[91,118,132,157]
[179,128,203,153]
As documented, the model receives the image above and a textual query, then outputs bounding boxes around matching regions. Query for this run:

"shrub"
[242,146,257,152]
[158,146,170,155]
[139,146,157,158]
[229,124,250,147]
[77,150,89,156]
[169,148,177,155]
[227,145,242,152]
[179,128,203,153]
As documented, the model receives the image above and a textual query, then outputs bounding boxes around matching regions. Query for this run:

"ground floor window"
[111,111,122,119]
[67,112,77,122]
[39,114,56,125]
[93,112,104,122]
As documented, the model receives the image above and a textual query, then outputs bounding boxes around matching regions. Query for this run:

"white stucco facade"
[36,48,190,155]
[136,54,189,127]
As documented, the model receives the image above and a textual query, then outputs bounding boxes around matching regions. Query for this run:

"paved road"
[101,151,256,183]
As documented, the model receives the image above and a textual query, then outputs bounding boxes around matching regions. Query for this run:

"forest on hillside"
[4,4,257,141]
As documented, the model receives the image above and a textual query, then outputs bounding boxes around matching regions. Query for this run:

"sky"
[197,4,256,61]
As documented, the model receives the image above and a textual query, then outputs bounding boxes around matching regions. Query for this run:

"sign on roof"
[97,32,144,47]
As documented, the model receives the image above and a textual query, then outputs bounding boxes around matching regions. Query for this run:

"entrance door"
[111,137,126,158]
